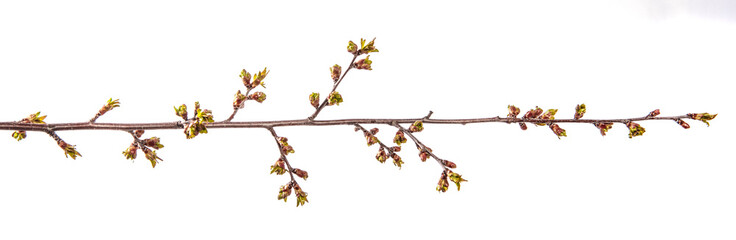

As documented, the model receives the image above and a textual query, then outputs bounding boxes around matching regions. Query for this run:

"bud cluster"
[240,68,269,90]
[179,102,214,139]
[121,130,165,168]
[688,113,717,126]
[436,169,468,192]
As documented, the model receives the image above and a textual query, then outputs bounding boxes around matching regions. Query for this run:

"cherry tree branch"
[0,114,698,132]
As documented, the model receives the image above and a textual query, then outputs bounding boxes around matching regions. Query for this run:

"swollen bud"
[594,122,613,136]
[647,109,661,118]
[330,64,342,82]
[626,122,646,138]
[309,92,320,108]
[675,119,690,129]
[574,104,586,120]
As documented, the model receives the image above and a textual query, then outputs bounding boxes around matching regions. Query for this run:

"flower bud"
[391,153,404,169]
[270,159,287,175]
[393,130,407,145]
[240,69,251,87]
[11,131,26,141]
[508,105,520,118]
[436,171,449,193]
[442,160,457,168]
[647,109,660,118]
[292,168,309,180]
[330,64,342,82]
[376,148,388,163]
[327,92,343,106]
[549,123,567,139]
[133,130,145,138]
[309,92,320,108]
[409,120,424,132]
[524,107,543,119]
[347,40,358,54]
[143,137,164,149]
[353,55,373,70]
[122,143,138,160]
[626,122,646,138]
[369,128,379,135]
[675,119,690,129]
[594,122,613,136]
[233,90,247,109]
[247,92,267,103]
[574,104,586,120]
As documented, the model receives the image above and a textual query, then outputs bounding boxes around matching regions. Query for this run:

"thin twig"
[392,122,447,169]
[266,127,296,182]
[225,88,253,122]
[307,54,359,120]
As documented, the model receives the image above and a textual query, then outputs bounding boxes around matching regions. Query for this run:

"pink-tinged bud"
[122,143,138,160]
[294,186,308,207]
[233,90,247,109]
[594,122,613,136]
[292,168,309,180]
[376,148,388,163]
[309,92,320,109]
[347,40,358,54]
[133,130,145,138]
[574,104,586,120]
[353,55,373,70]
[330,64,342,82]
[277,184,292,202]
[141,147,161,168]
[418,147,432,162]
[524,107,543,119]
[391,153,404,169]
[436,170,449,193]
[143,137,164,149]
[370,128,379,135]
[393,130,407,145]
[647,109,660,118]
[270,159,287,175]
[626,122,646,138]
[549,123,567,139]
[327,92,344,106]
[442,160,457,168]
[57,140,82,160]
[174,104,188,120]
[675,119,690,129]
[247,92,267,103]
[508,105,520,118]
[409,121,424,132]
[365,135,378,146]
[519,123,528,130]
[391,146,401,152]
[240,69,251,87]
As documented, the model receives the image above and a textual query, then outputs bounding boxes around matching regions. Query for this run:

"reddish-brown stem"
[1,114,694,132]
[354,123,397,159]
[267,127,296,182]
[392,122,447,170]
[307,54,359,120]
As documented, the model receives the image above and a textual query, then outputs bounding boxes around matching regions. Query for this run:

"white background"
[1,0,735,239]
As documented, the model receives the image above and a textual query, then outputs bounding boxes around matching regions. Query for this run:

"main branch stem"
[1,115,691,132]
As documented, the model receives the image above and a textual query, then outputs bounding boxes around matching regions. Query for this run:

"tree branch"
[0,114,696,132]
